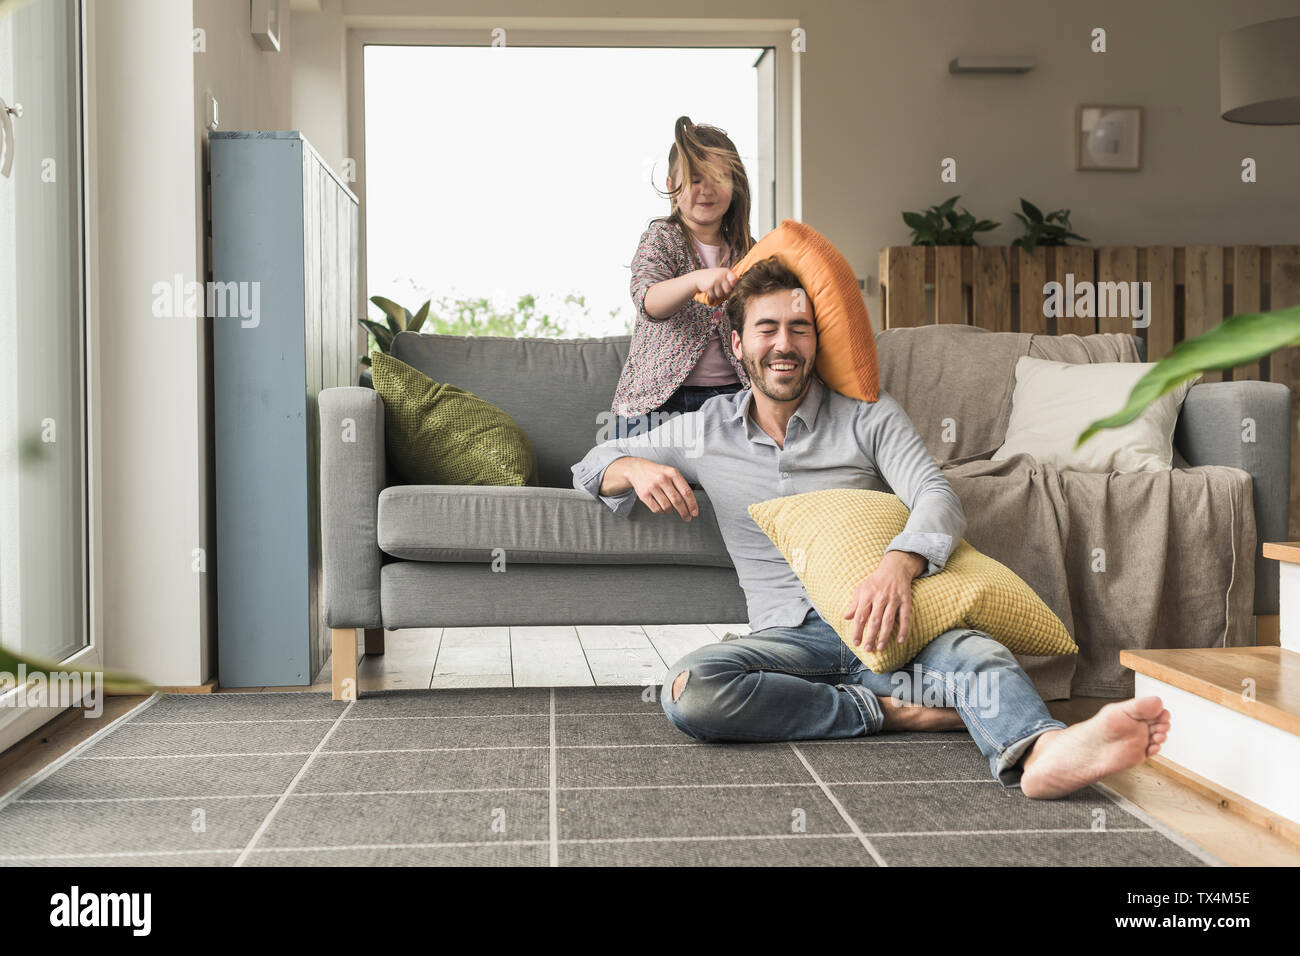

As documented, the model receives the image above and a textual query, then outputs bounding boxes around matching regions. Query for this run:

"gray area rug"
[0,688,1219,867]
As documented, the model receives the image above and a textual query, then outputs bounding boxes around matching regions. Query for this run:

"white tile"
[511,654,595,687]
[510,629,593,686]
[433,645,512,677]
[438,626,509,648]
[357,660,432,692]
[428,674,513,689]
[643,625,718,667]
[375,628,441,665]
[508,626,590,685]
[359,630,437,690]
[509,625,579,643]
[584,647,670,686]
[385,627,443,648]
[576,624,651,649]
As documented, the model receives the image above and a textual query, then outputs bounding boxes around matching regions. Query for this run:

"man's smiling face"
[730,288,817,404]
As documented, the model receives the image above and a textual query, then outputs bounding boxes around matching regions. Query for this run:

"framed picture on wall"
[1077,105,1142,171]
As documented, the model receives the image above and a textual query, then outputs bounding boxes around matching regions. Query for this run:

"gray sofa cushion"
[377,484,733,567]
[390,332,631,489]
[380,562,749,629]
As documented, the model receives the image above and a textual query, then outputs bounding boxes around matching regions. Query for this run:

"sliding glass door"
[0,0,91,743]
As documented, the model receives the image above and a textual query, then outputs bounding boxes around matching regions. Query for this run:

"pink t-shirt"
[682,238,742,387]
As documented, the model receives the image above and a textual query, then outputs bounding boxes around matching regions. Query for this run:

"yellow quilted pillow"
[748,489,1077,672]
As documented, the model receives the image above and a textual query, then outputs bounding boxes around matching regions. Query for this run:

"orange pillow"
[696,219,878,403]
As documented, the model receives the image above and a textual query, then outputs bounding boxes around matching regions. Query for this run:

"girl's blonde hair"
[654,115,754,269]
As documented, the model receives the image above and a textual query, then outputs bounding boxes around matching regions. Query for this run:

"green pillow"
[370,352,539,486]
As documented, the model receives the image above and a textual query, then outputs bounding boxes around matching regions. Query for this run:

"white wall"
[89,0,204,683]
[194,0,294,138]
[291,0,347,175]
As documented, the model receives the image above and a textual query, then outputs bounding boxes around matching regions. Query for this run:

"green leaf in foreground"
[0,646,155,696]
[1076,305,1300,449]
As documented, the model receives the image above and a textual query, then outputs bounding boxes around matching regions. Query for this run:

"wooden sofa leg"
[331,627,360,701]
[364,627,385,655]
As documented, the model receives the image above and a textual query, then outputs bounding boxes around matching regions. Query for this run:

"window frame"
[344,19,802,330]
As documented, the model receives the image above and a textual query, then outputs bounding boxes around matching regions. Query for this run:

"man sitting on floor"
[572,256,1170,799]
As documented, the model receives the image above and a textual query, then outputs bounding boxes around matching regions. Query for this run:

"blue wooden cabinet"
[210,131,359,687]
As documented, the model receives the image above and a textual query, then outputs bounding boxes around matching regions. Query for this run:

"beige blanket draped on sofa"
[876,325,1256,699]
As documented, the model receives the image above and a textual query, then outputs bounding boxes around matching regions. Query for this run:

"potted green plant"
[902,195,999,246]
[358,295,430,387]
[1010,199,1087,254]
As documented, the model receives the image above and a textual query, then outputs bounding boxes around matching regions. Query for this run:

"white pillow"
[991,357,1200,473]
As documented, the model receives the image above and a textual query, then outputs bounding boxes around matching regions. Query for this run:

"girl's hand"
[694,267,738,304]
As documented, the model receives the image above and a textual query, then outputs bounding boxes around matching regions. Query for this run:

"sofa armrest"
[319,387,386,628]
[1174,380,1291,615]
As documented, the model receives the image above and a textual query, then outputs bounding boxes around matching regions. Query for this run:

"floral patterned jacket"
[610,218,753,416]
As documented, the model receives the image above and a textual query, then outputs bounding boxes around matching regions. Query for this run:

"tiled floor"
[5,626,1300,866]
[0,687,1215,867]
[285,623,750,693]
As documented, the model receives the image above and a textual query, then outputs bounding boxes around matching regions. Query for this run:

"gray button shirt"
[571,375,967,632]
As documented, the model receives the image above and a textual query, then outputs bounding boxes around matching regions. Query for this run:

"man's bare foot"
[876,695,965,732]
[1019,697,1171,799]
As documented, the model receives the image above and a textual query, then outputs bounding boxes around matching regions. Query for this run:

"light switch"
[206,91,218,131]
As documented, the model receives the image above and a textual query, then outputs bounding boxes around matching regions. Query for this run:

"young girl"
[611,116,756,437]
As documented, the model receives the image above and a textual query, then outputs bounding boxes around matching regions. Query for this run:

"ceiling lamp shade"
[1220,16,1300,124]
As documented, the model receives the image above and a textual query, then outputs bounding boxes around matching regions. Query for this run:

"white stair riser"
[1278,564,1300,653]
[1134,673,1300,825]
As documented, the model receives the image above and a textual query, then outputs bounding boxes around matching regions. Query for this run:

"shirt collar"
[725,374,827,437]
[791,375,827,430]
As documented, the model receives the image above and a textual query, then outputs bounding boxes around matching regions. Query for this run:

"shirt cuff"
[572,456,639,517]
[600,488,638,516]
[884,531,953,577]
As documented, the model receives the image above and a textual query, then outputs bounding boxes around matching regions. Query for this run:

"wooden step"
[1119,646,1300,737]
[1262,542,1300,565]
[1146,754,1300,849]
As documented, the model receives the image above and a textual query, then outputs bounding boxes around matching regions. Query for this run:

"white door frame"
[0,0,104,752]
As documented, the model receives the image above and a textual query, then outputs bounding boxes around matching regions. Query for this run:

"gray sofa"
[318,328,1290,701]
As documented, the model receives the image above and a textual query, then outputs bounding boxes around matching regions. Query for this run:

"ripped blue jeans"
[660,608,1067,788]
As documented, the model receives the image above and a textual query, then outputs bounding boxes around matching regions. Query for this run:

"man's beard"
[742,350,814,403]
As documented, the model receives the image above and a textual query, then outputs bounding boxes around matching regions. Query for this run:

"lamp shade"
[1220,16,1300,124]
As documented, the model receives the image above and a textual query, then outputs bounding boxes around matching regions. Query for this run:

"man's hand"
[844,551,925,652]
[602,457,699,521]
